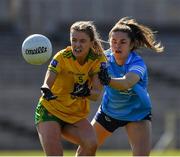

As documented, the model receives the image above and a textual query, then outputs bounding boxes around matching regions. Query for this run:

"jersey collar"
[68,47,95,62]
[107,49,134,65]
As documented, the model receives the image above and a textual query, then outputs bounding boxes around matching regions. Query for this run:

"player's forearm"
[109,77,132,90]
[89,74,103,101]
[42,70,57,89]
[109,73,140,90]
[88,89,102,101]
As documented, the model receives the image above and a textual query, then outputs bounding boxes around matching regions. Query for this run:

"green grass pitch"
[0,149,179,156]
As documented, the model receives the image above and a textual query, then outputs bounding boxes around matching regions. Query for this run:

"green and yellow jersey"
[39,46,106,123]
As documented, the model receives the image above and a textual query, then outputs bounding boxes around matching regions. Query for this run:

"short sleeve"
[128,61,146,79]
[48,52,63,74]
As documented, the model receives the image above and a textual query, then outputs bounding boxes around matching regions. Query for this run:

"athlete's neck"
[77,57,86,65]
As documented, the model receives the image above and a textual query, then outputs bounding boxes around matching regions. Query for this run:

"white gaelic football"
[22,34,52,65]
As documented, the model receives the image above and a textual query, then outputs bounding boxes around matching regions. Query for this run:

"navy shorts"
[94,111,152,132]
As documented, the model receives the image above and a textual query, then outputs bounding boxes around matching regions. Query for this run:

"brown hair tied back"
[109,17,164,53]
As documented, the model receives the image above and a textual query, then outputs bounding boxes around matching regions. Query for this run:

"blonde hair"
[109,17,164,53]
[70,21,104,55]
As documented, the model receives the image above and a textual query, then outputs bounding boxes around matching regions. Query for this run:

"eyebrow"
[112,38,127,41]
[71,37,87,42]
[121,39,127,41]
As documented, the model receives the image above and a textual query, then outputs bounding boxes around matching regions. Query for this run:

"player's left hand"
[71,80,91,97]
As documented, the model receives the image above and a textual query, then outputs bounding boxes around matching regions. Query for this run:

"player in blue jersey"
[91,17,164,156]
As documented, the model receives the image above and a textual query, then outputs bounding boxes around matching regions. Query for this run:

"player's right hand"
[98,62,111,85]
[41,87,57,101]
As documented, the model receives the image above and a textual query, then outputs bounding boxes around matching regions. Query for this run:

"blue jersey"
[101,49,152,121]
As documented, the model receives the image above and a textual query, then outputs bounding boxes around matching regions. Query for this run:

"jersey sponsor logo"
[50,59,58,68]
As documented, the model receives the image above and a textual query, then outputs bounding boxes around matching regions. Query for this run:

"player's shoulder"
[60,46,72,57]
[86,49,105,61]
[54,46,75,60]
[129,51,145,65]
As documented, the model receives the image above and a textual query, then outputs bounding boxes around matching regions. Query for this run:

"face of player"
[70,30,93,64]
[110,31,133,65]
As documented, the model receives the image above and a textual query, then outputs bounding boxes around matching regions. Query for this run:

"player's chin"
[73,51,86,58]
[72,52,82,58]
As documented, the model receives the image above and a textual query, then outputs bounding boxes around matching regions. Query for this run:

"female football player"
[34,21,106,156]
[91,17,164,156]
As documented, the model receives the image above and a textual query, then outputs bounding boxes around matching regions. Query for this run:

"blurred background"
[0,0,179,152]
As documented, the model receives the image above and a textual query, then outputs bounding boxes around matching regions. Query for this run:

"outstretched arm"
[41,70,57,101]
[109,72,140,90]
[98,63,140,90]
